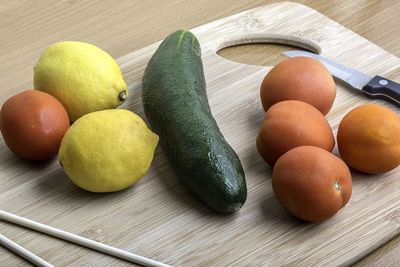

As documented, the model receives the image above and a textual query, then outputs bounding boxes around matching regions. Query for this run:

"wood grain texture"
[1,1,400,266]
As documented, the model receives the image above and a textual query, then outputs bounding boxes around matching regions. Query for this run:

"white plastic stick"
[0,210,171,267]
[0,233,54,267]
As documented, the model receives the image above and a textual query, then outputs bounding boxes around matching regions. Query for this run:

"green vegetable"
[142,30,247,214]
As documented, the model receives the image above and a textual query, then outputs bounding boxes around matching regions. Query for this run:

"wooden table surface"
[1,0,399,266]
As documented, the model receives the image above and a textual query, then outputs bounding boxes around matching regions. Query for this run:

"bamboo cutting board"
[2,2,400,266]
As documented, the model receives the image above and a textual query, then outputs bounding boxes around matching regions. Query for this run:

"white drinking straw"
[0,233,54,267]
[0,210,171,267]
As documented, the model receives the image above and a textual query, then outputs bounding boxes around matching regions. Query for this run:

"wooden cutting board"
[2,2,400,266]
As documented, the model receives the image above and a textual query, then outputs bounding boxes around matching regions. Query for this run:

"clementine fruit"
[260,56,336,115]
[0,90,70,160]
[272,146,352,222]
[337,104,400,174]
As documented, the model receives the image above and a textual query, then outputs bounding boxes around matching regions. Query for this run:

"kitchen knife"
[283,50,400,107]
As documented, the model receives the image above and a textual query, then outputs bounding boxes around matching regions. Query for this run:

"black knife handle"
[362,76,400,107]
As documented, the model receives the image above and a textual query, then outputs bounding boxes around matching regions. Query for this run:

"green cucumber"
[142,30,247,214]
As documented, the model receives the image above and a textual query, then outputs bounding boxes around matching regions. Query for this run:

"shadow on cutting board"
[149,147,213,216]
[34,162,138,207]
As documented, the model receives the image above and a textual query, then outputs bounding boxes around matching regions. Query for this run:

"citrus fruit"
[0,90,70,160]
[272,146,352,222]
[337,104,400,174]
[34,41,128,122]
[260,56,336,115]
[58,109,158,192]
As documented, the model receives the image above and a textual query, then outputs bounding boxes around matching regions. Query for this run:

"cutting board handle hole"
[215,33,320,66]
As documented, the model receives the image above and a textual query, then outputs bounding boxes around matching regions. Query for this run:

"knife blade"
[283,50,400,107]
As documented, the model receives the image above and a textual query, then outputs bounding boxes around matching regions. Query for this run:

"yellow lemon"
[58,109,158,192]
[34,41,128,122]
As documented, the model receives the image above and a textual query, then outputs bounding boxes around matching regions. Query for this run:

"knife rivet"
[379,79,388,86]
